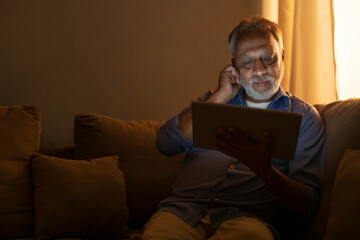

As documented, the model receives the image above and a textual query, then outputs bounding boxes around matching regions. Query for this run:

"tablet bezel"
[192,101,303,161]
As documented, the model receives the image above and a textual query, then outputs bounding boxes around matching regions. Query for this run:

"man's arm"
[179,64,241,139]
[157,64,241,155]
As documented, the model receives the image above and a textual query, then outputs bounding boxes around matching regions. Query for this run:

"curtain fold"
[262,0,338,104]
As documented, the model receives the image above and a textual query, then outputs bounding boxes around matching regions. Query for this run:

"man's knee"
[210,216,277,240]
[142,211,206,240]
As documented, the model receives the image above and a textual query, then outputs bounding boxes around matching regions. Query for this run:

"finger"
[219,67,234,86]
[227,127,250,144]
[213,128,241,151]
[214,144,237,158]
[213,129,227,144]
[230,63,241,84]
[224,64,236,71]
[221,64,234,73]
[218,127,244,148]
[222,65,237,77]
[213,135,236,154]
[213,133,238,157]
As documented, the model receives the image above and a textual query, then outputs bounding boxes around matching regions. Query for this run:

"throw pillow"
[0,105,41,238]
[312,99,360,239]
[324,149,360,240]
[31,153,128,239]
[74,113,184,228]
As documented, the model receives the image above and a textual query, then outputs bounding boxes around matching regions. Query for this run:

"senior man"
[143,16,325,240]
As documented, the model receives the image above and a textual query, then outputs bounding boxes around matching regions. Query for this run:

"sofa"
[0,98,359,240]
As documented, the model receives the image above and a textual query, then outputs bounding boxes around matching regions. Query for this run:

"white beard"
[240,68,284,101]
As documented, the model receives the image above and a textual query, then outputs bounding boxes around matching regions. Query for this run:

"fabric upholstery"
[31,153,128,239]
[311,98,360,239]
[0,105,41,239]
[39,145,75,159]
[74,113,184,228]
[324,149,360,240]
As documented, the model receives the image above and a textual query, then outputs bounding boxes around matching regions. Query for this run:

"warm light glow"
[334,0,360,99]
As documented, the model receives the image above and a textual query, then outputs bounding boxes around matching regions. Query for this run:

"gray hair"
[228,16,283,56]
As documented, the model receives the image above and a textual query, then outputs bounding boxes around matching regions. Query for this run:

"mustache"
[250,75,276,83]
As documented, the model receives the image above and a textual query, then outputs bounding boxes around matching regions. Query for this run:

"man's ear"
[231,58,241,75]
[282,49,285,61]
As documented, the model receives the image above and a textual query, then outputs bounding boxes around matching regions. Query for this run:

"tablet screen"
[192,101,303,161]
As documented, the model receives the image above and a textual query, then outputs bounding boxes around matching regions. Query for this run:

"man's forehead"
[235,31,280,56]
[239,49,275,59]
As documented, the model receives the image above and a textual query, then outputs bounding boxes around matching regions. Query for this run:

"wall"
[0,0,261,148]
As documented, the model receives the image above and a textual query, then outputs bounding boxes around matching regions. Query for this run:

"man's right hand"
[210,64,241,104]
[178,64,242,139]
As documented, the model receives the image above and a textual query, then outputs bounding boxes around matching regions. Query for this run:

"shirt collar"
[236,86,290,109]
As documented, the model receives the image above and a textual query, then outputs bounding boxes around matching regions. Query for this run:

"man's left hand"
[213,127,274,178]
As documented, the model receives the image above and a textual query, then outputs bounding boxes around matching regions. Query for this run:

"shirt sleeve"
[156,113,194,156]
[289,105,326,218]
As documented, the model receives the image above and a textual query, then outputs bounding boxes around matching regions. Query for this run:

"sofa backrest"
[73,113,185,229]
[36,98,360,237]
[310,98,360,239]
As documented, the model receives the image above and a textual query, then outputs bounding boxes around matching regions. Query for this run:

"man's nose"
[253,60,267,75]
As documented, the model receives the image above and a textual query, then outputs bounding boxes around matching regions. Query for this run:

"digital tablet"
[192,101,303,161]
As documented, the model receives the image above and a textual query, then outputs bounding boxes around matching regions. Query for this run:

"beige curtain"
[262,0,338,104]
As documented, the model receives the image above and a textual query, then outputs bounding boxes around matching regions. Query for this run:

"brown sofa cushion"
[0,105,41,238]
[312,98,360,239]
[31,153,128,239]
[324,149,360,240]
[74,113,184,228]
